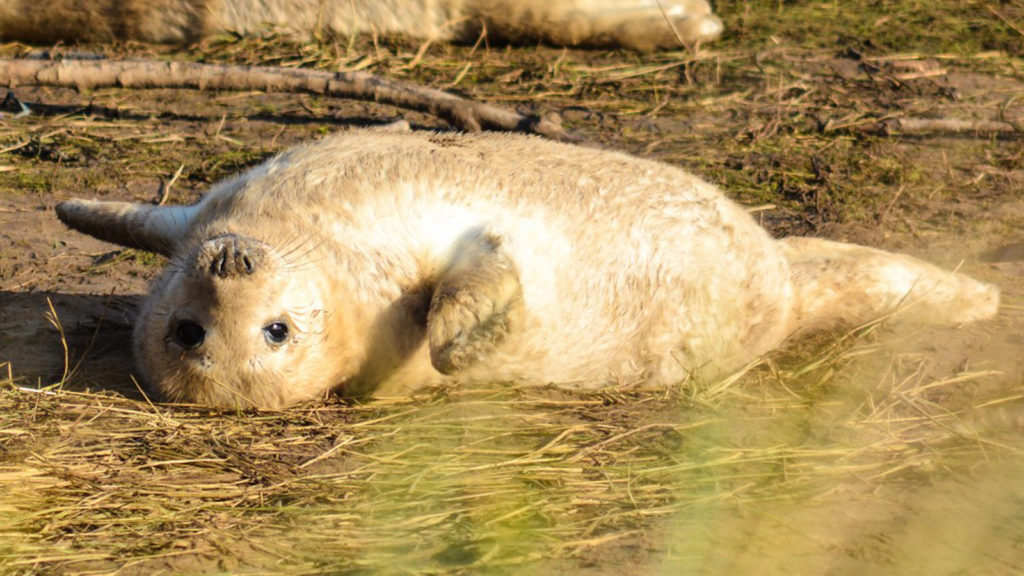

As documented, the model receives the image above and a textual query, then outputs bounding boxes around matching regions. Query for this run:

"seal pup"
[56,130,999,409]
[0,0,723,51]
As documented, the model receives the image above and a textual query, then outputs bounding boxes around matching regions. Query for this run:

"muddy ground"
[1,2,1024,575]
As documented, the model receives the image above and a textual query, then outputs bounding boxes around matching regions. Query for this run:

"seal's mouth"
[149,364,289,410]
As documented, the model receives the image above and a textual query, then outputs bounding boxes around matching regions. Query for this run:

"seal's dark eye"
[263,322,289,344]
[173,321,206,350]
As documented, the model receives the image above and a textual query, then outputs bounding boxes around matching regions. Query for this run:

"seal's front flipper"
[427,232,524,375]
[56,199,197,256]
[780,237,1000,334]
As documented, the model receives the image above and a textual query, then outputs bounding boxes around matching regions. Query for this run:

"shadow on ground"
[0,291,142,398]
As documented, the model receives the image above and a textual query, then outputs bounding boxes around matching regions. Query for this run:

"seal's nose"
[195,234,266,279]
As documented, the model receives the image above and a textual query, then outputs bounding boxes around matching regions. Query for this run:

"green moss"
[0,169,51,193]
[199,149,273,182]
[719,0,1023,55]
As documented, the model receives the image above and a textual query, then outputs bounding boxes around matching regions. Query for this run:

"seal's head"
[134,233,360,409]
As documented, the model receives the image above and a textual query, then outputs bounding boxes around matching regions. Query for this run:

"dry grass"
[1,325,1022,574]
[2,0,1024,573]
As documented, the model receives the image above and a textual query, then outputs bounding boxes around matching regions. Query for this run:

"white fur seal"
[0,0,723,51]
[56,130,1000,408]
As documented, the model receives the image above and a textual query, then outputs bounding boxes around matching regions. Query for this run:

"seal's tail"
[56,199,196,256]
[779,237,1000,334]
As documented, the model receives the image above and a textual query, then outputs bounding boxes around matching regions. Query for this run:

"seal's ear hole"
[173,320,206,350]
[263,321,290,345]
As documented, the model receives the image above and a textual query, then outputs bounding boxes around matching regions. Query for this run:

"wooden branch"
[886,117,1022,136]
[0,58,571,140]
[848,117,1023,137]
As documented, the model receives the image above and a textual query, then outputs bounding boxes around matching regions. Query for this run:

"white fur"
[57,130,1000,408]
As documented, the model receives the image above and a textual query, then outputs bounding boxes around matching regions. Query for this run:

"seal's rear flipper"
[780,237,1000,334]
[56,199,197,256]
[427,231,524,375]
[471,0,722,51]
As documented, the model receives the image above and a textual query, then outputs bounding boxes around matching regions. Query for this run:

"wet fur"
[56,130,1000,409]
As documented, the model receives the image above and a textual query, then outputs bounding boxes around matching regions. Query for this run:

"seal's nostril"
[210,251,227,277]
[174,321,206,350]
[197,235,265,279]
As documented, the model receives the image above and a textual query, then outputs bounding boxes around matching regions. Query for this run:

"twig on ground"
[157,164,185,206]
[829,116,1024,137]
[987,5,1024,37]
[0,59,571,140]
[886,117,1022,136]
